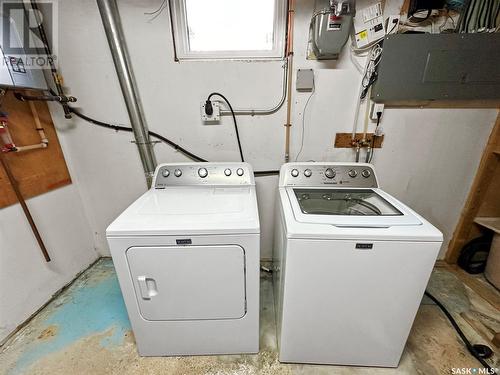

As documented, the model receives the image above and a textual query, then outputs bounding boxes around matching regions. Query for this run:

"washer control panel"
[281,163,377,188]
[154,163,254,188]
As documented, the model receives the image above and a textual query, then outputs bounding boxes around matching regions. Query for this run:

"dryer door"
[126,245,246,321]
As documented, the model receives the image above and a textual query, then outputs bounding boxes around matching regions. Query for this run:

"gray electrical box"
[296,69,314,92]
[372,33,500,103]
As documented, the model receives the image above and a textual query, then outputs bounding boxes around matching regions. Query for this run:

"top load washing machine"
[273,162,443,367]
[106,163,260,356]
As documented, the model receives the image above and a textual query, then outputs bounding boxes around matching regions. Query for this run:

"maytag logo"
[356,243,373,250]
[176,239,192,245]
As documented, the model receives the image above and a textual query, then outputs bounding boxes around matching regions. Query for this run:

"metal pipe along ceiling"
[96,0,157,187]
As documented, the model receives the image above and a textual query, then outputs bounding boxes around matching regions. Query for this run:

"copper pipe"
[284,0,295,162]
[28,101,48,144]
[0,152,51,262]
[10,100,49,153]
[14,143,47,152]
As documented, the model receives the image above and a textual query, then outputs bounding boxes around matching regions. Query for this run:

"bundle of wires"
[69,106,280,176]
[360,43,383,100]
[458,0,500,32]
[69,107,208,162]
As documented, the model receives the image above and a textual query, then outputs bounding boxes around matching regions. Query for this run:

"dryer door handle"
[137,276,158,300]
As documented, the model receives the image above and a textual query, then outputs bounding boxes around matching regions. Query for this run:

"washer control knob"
[291,169,299,177]
[174,169,182,177]
[304,169,312,178]
[224,168,232,176]
[325,168,336,179]
[236,168,244,176]
[161,169,170,178]
[361,169,371,178]
[198,168,208,178]
[348,169,358,178]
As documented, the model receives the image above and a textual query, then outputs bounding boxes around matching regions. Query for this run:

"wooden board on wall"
[0,91,71,208]
[334,133,385,148]
[446,112,500,263]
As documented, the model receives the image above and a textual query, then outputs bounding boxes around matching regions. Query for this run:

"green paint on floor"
[2,260,131,375]
[0,258,498,375]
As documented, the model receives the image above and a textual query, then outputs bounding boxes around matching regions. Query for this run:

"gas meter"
[309,0,355,60]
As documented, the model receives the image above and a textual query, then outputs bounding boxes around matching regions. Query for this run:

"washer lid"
[106,186,260,236]
[280,188,443,242]
[286,187,422,227]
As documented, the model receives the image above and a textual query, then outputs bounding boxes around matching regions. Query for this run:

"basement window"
[170,0,287,60]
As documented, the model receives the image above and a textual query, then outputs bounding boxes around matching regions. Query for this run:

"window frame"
[170,0,287,61]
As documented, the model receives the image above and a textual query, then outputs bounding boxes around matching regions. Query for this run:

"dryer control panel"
[280,163,378,188]
[154,163,254,188]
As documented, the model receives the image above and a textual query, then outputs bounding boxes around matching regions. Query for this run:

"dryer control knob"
[236,168,244,176]
[348,169,358,178]
[174,169,182,177]
[162,169,170,178]
[304,169,312,177]
[361,169,371,178]
[224,168,232,176]
[325,168,336,179]
[291,169,299,177]
[198,168,208,178]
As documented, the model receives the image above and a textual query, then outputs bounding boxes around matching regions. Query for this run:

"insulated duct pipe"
[96,0,157,187]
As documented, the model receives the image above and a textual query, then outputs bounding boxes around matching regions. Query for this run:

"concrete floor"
[1,258,498,375]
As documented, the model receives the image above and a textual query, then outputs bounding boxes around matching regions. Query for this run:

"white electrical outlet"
[200,101,220,123]
[370,103,385,120]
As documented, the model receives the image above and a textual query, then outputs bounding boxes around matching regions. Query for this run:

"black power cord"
[19,90,278,175]
[206,92,244,162]
[69,107,208,162]
[424,291,496,374]
[67,107,280,176]
[368,111,382,163]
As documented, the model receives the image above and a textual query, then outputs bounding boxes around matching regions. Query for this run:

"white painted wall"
[1,0,495,348]
[0,185,98,342]
[49,0,496,264]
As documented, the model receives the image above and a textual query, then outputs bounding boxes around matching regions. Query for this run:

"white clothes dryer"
[107,163,260,356]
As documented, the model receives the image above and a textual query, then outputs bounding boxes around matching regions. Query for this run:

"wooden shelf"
[446,113,500,263]
[383,100,500,109]
[474,217,500,234]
